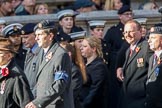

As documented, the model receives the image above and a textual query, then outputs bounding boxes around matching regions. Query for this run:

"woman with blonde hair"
[104,0,123,10]
[34,3,49,14]
[79,36,109,108]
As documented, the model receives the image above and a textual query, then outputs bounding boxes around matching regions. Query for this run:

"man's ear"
[49,32,54,40]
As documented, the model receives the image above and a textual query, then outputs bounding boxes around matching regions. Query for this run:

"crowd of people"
[0,0,162,108]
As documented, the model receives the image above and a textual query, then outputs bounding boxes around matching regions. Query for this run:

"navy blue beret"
[21,23,36,35]
[118,5,132,14]
[73,0,95,10]
[55,31,71,42]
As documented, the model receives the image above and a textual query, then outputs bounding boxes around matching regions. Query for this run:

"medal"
[0,90,4,94]
[0,80,6,95]
[137,58,144,67]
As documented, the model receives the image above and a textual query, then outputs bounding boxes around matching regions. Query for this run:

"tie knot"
[129,49,133,57]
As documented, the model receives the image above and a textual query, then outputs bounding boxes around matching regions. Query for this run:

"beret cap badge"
[38,23,43,28]
[21,30,25,35]
[13,25,18,31]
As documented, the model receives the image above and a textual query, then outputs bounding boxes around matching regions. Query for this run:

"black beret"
[150,26,162,35]
[55,31,71,42]
[21,23,36,35]
[118,5,132,14]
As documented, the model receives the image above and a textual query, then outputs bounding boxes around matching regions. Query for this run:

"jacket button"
[144,102,147,106]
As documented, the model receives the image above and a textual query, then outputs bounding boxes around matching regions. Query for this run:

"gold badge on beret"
[21,30,25,35]
[38,23,43,28]
[13,25,17,31]
[137,58,144,67]
[61,37,64,41]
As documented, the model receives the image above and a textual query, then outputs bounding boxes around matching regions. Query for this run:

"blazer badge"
[45,52,53,62]
[137,58,144,67]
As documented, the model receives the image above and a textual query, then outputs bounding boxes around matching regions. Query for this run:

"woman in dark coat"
[80,36,108,108]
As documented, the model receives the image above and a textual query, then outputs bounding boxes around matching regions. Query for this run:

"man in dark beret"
[0,37,33,108]
[21,23,41,97]
[25,20,74,108]
[104,5,133,108]
[2,23,27,70]
[146,26,162,108]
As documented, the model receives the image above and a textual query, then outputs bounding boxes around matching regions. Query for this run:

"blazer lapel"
[125,42,142,68]
[148,53,162,78]
[123,48,130,71]
[148,56,155,78]
[36,43,58,79]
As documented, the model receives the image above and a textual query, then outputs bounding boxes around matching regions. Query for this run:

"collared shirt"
[154,50,162,58]
[31,43,38,54]
[0,60,11,69]
[130,41,139,51]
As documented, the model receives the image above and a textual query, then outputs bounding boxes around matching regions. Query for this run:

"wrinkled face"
[37,5,48,15]
[1,2,13,13]
[21,33,36,48]
[59,17,74,30]
[119,11,133,24]
[91,27,104,39]
[0,50,12,66]
[22,0,35,6]
[123,23,141,45]
[148,34,162,51]
[80,39,94,58]
[35,29,51,48]
[9,35,21,46]
[113,0,123,10]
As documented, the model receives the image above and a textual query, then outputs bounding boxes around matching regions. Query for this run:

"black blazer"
[119,38,153,108]
[0,60,33,108]
[79,57,108,108]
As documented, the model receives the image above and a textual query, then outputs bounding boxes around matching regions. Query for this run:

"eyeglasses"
[123,30,137,35]
[122,12,134,16]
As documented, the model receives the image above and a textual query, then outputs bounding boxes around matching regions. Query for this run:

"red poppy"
[1,68,9,77]
[135,47,140,53]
